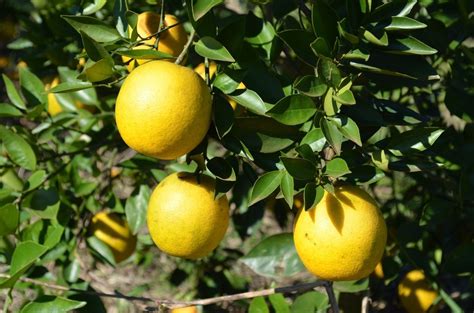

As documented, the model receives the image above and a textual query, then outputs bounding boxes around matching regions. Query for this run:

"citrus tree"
[1,0,473,312]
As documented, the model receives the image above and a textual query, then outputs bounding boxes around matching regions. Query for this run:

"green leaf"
[278,30,317,66]
[57,67,98,105]
[213,95,234,138]
[311,0,338,48]
[43,224,65,249]
[207,157,236,182]
[249,171,284,206]
[62,15,122,42]
[241,233,305,278]
[87,236,116,266]
[2,74,26,110]
[304,183,324,211]
[387,128,444,156]
[388,161,443,172]
[325,158,351,178]
[280,172,294,209]
[19,67,46,106]
[84,58,115,82]
[291,291,329,313]
[193,0,223,20]
[50,81,95,93]
[0,126,36,170]
[20,296,86,313]
[363,28,389,46]
[324,88,338,116]
[227,89,267,116]
[116,49,174,60]
[385,36,437,55]
[269,294,291,313]
[195,37,235,62]
[310,37,331,57]
[294,76,327,97]
[83,0,107,15]
[320,118,343,155]
[383,16,427,31]
[249,296,270,313]
[24,170,47,192]
[0,204,19,236]
[267,95,316,126]
[329,115,362,146]
[0,103,23,117]
[80,31,111,62]
[301,128,326,152]
[125,185,151,235]
[280,157,316,180]
[333,89,355,105]
[317,58,341,87]
[369,0,417,22]
[337,18,359,44]
[0,241,48,289]
[333,279,369,292]
[29,188,60,220]
[439,289,463,313]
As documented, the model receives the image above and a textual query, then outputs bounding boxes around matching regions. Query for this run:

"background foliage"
[0,0,473,312]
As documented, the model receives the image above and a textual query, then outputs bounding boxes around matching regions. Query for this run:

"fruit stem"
[175,29,196,65]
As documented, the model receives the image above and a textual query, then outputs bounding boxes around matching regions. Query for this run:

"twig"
[175,29,196,65]
[298,0,311,19]
[324,281,340,313]
[0,273,326,309]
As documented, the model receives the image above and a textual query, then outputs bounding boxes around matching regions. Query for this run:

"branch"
[324,281,340,313]
[175,29,196,65]
[0,273,327,309]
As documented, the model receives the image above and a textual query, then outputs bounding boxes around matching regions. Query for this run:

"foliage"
[0,0,473,311]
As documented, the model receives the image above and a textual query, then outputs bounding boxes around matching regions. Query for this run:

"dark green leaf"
[207,157,236,181]
[388,161,443,172]
[325,158,351,178]
[20,296,86,313]
[87,236,116,266]
[19,68,46,106]
[363,29,389,46]
[267,95,316,126]
[195,37,235,62]
[385,36,437,55]
[24,170,47,192]
[249,296,270,313]
[311,0,338,48]
[0,204,19,236]
[320,118,343,155]
[0,126,36,170]
[81,31,111,62]
[383,16,427,31]
[294,76,327,97]
[387,128,444,156]
[125,185,151,235]
[213,95,234,138]
[317,58,341,87]
[241,233,305,278]
[333,279,369,292]
[280,172,294,209]
[301,128,326,152]
[62,15,122,42]
[291,291,329,313]
[193,0,223,20]
[329,115,362,146]
[250,171,284,206]
[2,74,26,110]
[0,103,22,117]
[116,49,174,60]
[0,241,48,289]
[310,37,331,57]
[304,183,324,211]
[280,157,316,180]
[51,81,95,93]
[278,30,317,66]
[269,294,291,313]
[227,89,267,116]
[369,0,417,22]
[29,188,60,220]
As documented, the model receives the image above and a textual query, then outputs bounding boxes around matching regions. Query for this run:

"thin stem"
[324,281,340,313]
[175,29,196,65]
[153,0,166,50]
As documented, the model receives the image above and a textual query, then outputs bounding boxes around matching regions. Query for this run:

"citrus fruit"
[398,270,439,313]
[89,212,137,263]
[293,185,387,281]
[373,262,384,279]
[115,61,212,160]
[122,13,187,71]
[147,173,229,259]
[171,306,198,313]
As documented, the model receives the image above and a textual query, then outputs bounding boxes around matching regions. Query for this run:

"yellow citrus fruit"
[171,306,198,313]
[89,212,137,263]
[115,61,212,160]
[373,262,384,279]
[293,185,387,281]
[122,13,187,71]
[0,56,9,69]
[147,173,229,259]
[398,270,439,313]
